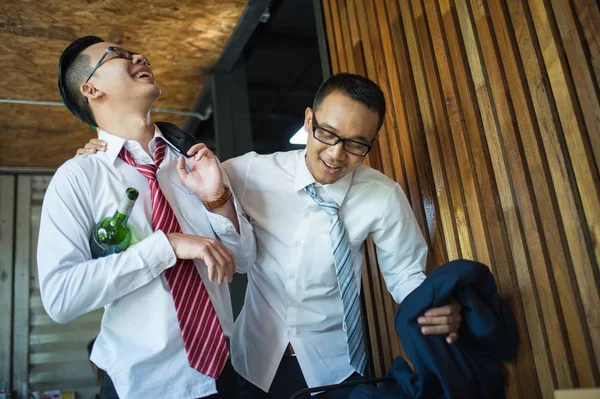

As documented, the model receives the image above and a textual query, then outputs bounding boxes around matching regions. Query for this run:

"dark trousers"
[101,374,119,399]
[239,356,364,399]
[101,360,239,399]
[207,360,241,399]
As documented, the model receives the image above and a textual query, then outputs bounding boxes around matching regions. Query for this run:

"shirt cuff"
[130,230,177,277]
[203,198,242,237]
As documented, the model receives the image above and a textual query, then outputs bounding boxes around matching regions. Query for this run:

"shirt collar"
[293,149,354,207]
[98,124,166,165]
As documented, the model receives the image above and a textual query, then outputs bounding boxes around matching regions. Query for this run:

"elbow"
[43,301,76,324]
[39,277,77,324]
[41,291,76,324]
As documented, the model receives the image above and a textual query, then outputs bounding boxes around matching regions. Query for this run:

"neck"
[96,107,155,155]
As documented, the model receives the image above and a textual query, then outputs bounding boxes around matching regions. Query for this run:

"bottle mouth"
[126,187,139,201]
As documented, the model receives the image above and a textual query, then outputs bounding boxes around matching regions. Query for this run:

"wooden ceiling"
[0,0,247,168]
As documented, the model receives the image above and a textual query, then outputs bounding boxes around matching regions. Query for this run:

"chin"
[150,85,162,99]
[314,173,342,185]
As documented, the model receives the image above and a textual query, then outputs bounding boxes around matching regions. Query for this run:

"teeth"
[135,71,151,78]
[324,161,340,169]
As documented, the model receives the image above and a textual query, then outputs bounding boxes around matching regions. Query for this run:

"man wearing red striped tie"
[37,36,256,399]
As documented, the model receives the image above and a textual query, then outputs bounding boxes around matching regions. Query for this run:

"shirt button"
[289,274,296,280]
[295,241,302,247]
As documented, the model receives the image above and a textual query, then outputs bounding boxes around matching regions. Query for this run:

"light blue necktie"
[305,183,367,375]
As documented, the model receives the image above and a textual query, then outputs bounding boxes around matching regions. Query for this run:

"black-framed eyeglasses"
[311,113,373,156]
[84,46,150,83]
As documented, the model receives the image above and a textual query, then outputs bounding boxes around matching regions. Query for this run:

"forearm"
[38,231,175,323]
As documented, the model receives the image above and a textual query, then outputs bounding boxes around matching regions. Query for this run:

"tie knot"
[304,183,340,216]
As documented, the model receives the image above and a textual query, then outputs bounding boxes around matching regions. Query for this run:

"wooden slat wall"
[322,0,600,397]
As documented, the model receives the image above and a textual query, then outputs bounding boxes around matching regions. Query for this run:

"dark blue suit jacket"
[351,260,518,399]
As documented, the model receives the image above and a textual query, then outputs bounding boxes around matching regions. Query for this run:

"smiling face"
[304,91,380,185]
[81,42,161,111]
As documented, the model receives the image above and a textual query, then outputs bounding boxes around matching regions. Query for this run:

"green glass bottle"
[90,187,139,258]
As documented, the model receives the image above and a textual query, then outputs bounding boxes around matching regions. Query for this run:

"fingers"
[187,143,208,156]
[419,301,462,342]
[188,145,217,165]
[205,255,217,283]
[199,239,235,285]
[420,322,461,335]
[209,253,234,284]
[210,241,235,284]
[423,302,461,317]
[75,140,107,157]
[418,314,462,326]
[90,139,107,148]
[84,140,107,152]
[75,147,97,157]
[176,156,189,183]
[169,234,235,285]
[208,246,228,285]
[446,332,459,344]
[192,148,213,163]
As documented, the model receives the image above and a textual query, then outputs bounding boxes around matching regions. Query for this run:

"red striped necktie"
[119,138,229,378]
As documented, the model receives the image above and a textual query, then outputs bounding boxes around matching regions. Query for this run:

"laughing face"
[304,91,380,185]
[81,41,161,107]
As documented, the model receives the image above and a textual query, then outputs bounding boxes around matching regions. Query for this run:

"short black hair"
[58,36,104,126]
[313,73,387,131]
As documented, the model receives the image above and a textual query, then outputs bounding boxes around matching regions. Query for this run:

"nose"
[328,141,346,159]
[132,54,149,66]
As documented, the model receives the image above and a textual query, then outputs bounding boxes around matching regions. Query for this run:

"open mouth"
[321,159,343,173]
[133,70,153,80]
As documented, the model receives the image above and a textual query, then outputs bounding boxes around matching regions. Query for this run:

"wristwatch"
[203,185,232,210]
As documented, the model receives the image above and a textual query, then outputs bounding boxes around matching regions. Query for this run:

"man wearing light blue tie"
[224,74,461,398]
[81,73,462,398]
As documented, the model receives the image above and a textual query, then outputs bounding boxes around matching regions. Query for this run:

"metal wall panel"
[13,176,31,397]
[2,174,103,398]
[27,175,103,397]
[0,176,15,389]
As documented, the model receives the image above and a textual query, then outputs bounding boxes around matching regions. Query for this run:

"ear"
[304,107,313,133]
[81,82,105,102]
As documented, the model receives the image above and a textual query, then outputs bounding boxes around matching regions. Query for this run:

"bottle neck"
[111,196,135,226]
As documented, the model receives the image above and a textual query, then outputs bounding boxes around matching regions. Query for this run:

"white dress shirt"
[224,150,427,392]
[37,126,256,399]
